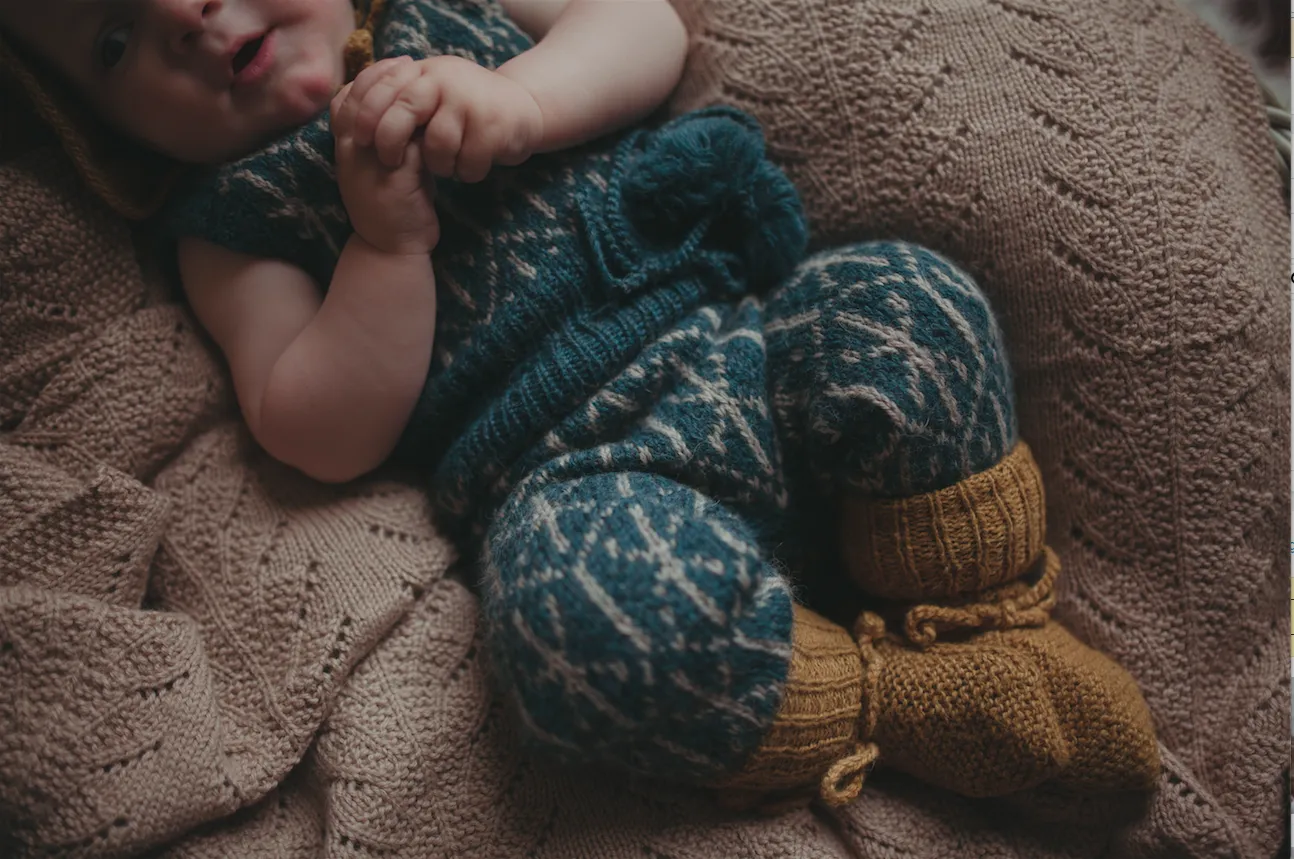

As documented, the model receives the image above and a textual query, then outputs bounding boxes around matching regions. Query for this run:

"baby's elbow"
[259,421,374,485]
[255,375,378,486]
[666,2,689,59]
[291,451,370,486]
[255,414,352,485]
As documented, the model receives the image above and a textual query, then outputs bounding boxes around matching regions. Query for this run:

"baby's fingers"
[352,59,424,147]
[374,74,443,169]
[456,113,512,183]
[329,83,355,133]
[333,57,412,134]
[421,109,464,179]
[390,141,427,185]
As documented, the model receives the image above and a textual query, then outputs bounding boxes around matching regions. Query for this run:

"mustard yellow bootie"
[845,549,1159,799]
[711,603,868,813]
[838,441,1159,799]
[714,442,1158,811]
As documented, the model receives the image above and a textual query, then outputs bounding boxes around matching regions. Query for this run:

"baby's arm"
[178,235,436,484]
[176,2,688,484]
[498,0,689,152]
[174,78,441,485]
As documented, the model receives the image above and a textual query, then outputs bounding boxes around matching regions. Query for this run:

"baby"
[1,0,1160,809]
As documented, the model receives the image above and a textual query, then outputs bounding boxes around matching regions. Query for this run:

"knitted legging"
[481,241,1015,782]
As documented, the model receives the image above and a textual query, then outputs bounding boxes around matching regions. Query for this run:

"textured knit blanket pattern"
[668,0,1290,856]
[1,0,1289,856]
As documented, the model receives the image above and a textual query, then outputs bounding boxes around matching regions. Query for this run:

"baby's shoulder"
[160,115,348,286]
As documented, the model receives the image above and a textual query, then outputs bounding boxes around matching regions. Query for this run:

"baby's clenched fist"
[335,54,544,182]
[331,62,441,257]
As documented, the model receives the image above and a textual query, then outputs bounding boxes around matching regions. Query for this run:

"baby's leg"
[765,240,1014,504]
[766,241,1040,601]
[482,471,789,780]
[758,242,1159,801]
[477,301,868,799]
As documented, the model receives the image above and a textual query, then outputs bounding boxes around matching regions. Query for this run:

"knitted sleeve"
[158,115,352,288]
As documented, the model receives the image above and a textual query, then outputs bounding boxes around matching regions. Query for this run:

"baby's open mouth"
[232,35,266,76]
[230,31,275,87]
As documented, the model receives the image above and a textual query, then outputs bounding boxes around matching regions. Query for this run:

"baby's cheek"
[114,93,215,163]
[279,56,345,123]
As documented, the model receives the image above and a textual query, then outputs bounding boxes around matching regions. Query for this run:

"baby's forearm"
[497,0,688,152]
[259,235,435,483]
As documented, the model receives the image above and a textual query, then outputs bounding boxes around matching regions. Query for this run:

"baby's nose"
[154,0,222,52]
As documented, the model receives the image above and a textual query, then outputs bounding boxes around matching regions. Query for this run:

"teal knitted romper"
[163,0,1018,784]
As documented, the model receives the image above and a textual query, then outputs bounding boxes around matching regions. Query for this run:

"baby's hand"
[342,54,544,182]
[331,59,441,256]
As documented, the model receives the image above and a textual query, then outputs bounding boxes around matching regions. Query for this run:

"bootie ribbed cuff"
[841,440,1046,601]
[714,605,863,795]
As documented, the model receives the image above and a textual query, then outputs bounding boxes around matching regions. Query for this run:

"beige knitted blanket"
[0,0,1288,856]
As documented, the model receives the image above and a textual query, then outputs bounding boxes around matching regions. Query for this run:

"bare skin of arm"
[179,236,436,483]
[496,0,689,153]
[179,0,688,483]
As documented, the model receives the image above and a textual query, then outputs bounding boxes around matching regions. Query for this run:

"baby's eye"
[98,24,132,69]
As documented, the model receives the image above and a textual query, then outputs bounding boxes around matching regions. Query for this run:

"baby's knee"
[479,470,796,779]
[773,241,1000,337]
[767,241,1017,496]
[482,472,790,641]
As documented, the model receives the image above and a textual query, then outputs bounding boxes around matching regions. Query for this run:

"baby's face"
[2,0,356,164]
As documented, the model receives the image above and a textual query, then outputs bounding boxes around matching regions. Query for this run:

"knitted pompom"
[620,107,808,290]
[620,108,765,225]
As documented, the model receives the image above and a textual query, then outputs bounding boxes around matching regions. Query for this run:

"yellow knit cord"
[344,0,388,83]
[820,743,880,807]
[818,547,1063,804]
[818,611,886,807]
[902,545,1061,648]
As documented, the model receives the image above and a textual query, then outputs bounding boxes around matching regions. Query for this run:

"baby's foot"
[836,441,1158,800]
[850,575,1160,799]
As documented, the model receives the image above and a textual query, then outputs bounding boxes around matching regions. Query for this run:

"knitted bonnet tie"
[0,33,181,220]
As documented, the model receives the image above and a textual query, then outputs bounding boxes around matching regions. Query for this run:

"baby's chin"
[278,67,344,126]
[195,74,340,164]
[278,61,346,124]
